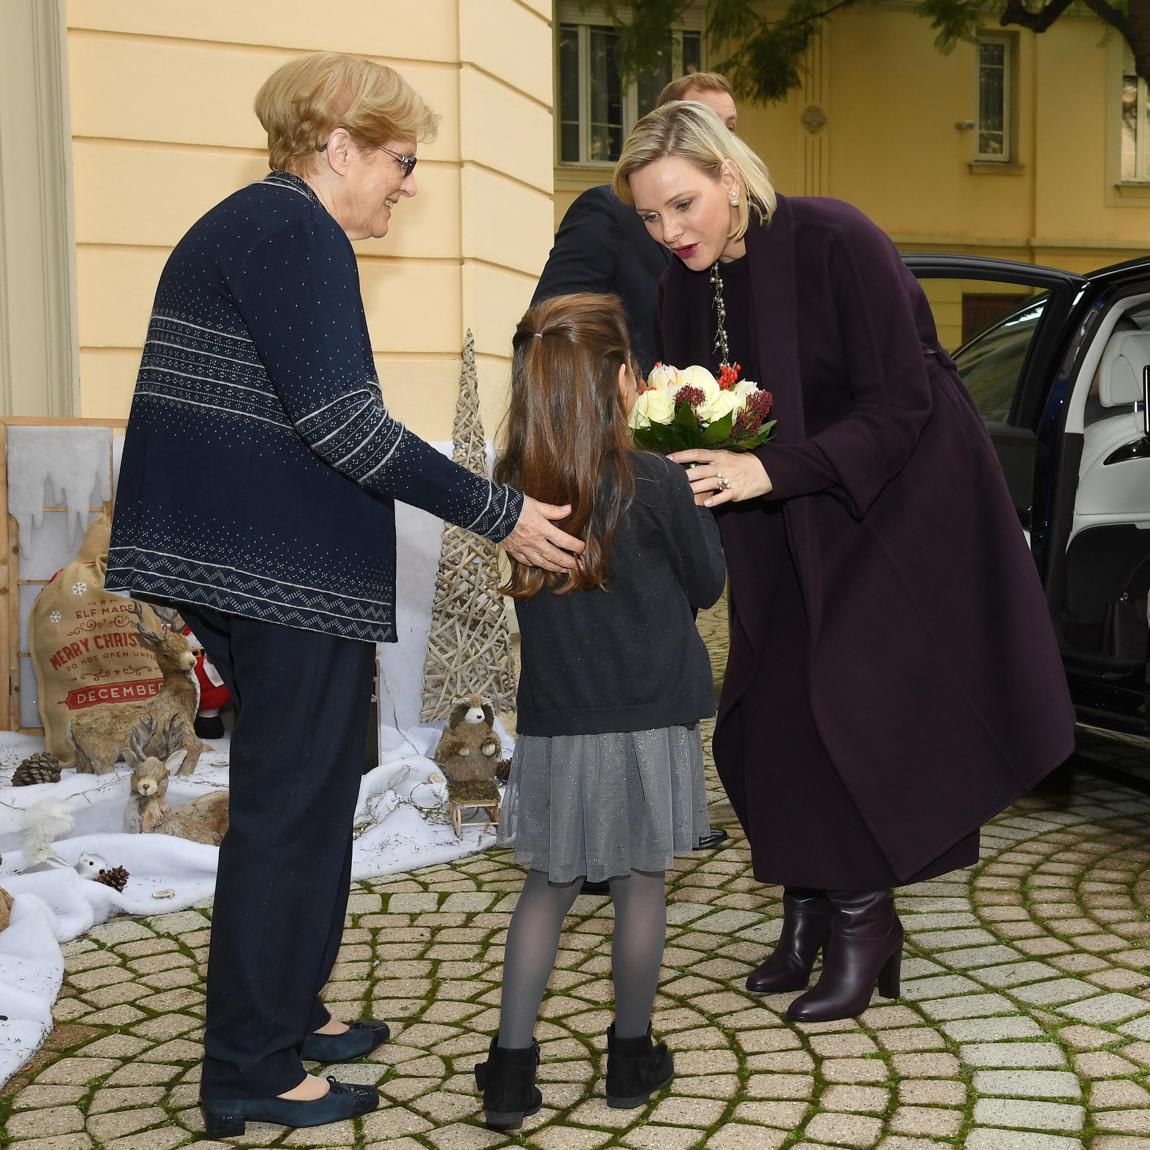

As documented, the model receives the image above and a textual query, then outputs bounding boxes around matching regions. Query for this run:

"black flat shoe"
[695,828,729,850]
[300,1020,391,1062]
[200,1076,379,1137]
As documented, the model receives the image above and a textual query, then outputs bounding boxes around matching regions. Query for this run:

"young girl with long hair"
[473,292,726,1130]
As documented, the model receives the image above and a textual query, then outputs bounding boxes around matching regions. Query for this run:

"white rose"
[674,367,720,424]
[731,379,759,402]
[677,365,720,395]
[630,387,676,427]
[644,386,678,424]
[697,388,740,424]
[645,362,680,392]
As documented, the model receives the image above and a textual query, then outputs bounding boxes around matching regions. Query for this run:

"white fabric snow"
[0,721,511,1088]
[6,426,112,548]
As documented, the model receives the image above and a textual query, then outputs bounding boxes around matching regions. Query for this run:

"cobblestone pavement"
[3,604,1150,1150]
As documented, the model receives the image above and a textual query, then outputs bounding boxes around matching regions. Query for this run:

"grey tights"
[497,868,667,1048]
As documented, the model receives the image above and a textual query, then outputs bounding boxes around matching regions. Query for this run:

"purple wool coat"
[661,194,1076,882]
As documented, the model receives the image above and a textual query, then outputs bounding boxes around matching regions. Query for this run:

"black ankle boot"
[786,889,903,1023]
[605,1024,674,1109]
[473,1037,542,1131]
[746,888,831,994]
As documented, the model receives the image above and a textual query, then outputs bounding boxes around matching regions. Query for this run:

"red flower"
[675,385,706,410]
[733,389,774,437]
[717,362,742,390]
[747,390,774,419]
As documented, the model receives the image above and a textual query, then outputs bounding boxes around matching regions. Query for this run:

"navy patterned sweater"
[106,171,522,642]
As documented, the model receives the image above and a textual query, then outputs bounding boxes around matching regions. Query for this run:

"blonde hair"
[254,52,439,174]
[656,71,733,107]
[613,101,776,241]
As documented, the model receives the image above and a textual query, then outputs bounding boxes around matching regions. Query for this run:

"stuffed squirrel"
[432,696,501,783]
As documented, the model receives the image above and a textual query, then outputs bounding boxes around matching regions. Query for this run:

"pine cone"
[494,757,512,783]
[12,752,62,786]
[94,866,129,892]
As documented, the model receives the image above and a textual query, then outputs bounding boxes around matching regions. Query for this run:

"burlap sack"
[29,515,165,764]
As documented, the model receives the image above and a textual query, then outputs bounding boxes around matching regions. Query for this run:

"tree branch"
[998,0,1075,34]
[780,0,859,29]
[622,0,1150,103]
[1075,0,1136,43]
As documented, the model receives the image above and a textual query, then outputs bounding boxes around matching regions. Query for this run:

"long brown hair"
[495,293,637,599]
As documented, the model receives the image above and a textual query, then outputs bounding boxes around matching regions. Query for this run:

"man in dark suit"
[532,73,739,376]
[532,75,739,860]
[531,186,670,373]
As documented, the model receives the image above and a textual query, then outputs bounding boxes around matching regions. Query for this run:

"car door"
[1039,282,1150,731]
[905,256,1086,536]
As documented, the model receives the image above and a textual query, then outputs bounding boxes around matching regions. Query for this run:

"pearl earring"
[729,195,739,206]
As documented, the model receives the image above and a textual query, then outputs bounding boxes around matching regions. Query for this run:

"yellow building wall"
[64,0,1150,407]
[67,0,554,437]
[780,6,1149,268]
[551,4,1150,304]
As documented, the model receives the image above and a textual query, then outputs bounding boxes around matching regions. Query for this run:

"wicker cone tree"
[420,329,517,723]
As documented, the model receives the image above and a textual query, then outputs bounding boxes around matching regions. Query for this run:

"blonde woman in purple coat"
[614,101,1075,1023]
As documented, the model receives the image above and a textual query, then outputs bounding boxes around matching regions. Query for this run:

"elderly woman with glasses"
[106,52,583,1136]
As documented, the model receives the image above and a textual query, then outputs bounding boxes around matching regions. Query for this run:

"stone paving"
[2,603,1150,1150]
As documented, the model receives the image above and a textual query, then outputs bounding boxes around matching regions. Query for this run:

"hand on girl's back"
[501,496,585,573]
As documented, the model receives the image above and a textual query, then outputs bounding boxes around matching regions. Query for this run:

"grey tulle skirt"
[497,725,709,883]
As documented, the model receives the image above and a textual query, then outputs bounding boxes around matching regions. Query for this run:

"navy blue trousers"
[181,606,375,1099]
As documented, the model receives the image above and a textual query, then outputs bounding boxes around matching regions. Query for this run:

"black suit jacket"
[531,184,671,374]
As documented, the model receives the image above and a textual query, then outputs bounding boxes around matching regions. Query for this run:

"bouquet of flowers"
[628,361,776,453]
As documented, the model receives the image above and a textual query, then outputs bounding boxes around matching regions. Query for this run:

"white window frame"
[1121,47,1150,183]
[555,1,705,168]
[975,33,1013,163]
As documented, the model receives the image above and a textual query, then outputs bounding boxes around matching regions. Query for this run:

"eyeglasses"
[377,145,418,178]
[316,138,417,178]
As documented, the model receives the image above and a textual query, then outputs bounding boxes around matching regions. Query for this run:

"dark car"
[908,255,1150,790]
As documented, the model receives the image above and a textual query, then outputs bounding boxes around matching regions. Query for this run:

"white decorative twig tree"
[420,330,517,723]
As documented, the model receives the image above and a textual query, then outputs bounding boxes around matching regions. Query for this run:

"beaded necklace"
[710,262,732,371]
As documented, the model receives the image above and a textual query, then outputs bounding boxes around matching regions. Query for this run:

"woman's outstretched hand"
[501,497,585,572]
[669,448,773,507]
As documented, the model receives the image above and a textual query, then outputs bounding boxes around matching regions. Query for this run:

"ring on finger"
[716,472,731,491]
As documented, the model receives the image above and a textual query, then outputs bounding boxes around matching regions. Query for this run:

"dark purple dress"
[714,256,978,887]
[660,197,1074,891]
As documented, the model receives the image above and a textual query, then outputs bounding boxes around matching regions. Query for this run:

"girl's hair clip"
[533,331,544,339]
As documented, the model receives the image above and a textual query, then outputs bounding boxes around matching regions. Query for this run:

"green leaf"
[673,403,700,434]
[730,420,778,451]
[632,422,686,454]
[701,412,735,445]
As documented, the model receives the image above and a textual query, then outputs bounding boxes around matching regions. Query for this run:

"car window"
[952,295,1048,423]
